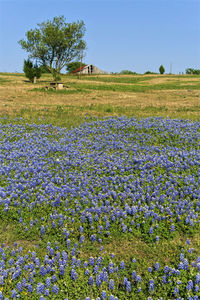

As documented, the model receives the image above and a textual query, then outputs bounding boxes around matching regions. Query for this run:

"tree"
[19,16,86,81]
[186,68,200,75]
[66,61,87,73]
[144,71,157,74]
[120,70,137,75]
[23,59,41,83]
[159,65,165,74]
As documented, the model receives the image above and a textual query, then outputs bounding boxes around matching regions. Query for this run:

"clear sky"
[0,0,199,74]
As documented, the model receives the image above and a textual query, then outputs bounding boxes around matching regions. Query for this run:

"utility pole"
[79,48,83,80]
[170,63,172,75]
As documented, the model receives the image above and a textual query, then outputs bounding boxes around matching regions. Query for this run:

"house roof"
[72,65,89,74]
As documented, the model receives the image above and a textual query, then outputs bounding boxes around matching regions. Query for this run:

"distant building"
[72,64,109,75]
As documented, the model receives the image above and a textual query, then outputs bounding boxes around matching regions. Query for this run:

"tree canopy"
[66,61,87,73]
[159,65,165,74]
[186,68,200,75]
[19,16,86,81]
[119,70,137,75]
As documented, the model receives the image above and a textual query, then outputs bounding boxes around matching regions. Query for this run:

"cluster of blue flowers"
[0,241,199,299]
[0,117,199,299]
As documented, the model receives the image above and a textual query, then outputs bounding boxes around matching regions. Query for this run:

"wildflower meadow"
[0,116,200,299]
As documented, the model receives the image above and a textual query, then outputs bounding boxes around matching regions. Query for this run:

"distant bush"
[120,70,137,75]
[159,65,165,74]
[186,68,200,75]
[144,71,157,74]
[23,59,41,83]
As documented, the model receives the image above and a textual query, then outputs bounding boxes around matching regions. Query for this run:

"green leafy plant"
[159,65,165,74]
[23,59,41,83]
[66,62,87,73]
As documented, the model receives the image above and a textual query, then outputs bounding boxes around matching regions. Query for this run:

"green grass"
[71,75,153,84]
[2,103,200,130]
[31,86,89,94]
[0,72,23,76]
[65,81,200,93]
[0,77,10,84]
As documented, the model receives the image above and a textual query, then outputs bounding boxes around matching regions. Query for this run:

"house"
[71,64,109,75]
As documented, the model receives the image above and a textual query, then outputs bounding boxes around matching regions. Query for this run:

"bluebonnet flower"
[52,275,57,282]
[132,271,137,280]
[27,284,33,293]
[123,277,128,286]
[36,283,45,295]
[45,277,51,288]
[109,279,114,290]
[194,285,199,292]
[149,227,153,234]
[39,265,47,276]
[89,257,95,266]
[45,289,50,297]
[88,276,93,285]
[52,284,59,294]
[162,276,167,284]
[70,269,77,281]
[173,286,179,295]
[11,290,18,298]
[41,226,45,235]
[126,280,131,292]
[120,261,125,270]
[95,274,102,287]
[85,269,90,276]
[16,282,23,292]
[155,262,160,271]
[156,236,159,242]
[149,279,155,291]
[170,225,175,232]
[59,265,65,276]
[101,291,107,299]
[186,280,193,290]
[186,239,191,245]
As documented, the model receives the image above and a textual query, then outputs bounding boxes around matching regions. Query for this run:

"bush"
[186,68,200,75]
[144,71,157,74]
[120,70,137,75]
[23,59,42,83]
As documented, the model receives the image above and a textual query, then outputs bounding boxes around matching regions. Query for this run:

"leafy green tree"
[186,68,200,75]
[159,65,165,74]
[19,16,86,81]
[66,62,87,73]
[120,70,137,75]
[23,59,41,83]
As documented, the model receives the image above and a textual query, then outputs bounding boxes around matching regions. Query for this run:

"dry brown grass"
[0,73,200,120]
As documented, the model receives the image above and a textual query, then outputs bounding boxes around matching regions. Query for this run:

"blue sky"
[0,0,199,74]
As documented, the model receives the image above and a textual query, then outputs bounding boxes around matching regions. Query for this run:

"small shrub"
[23,59,41,83]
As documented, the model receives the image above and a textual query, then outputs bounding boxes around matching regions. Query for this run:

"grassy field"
[0,72,200,127]
[0,73,200,299]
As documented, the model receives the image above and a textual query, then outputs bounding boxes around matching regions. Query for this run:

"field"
[0,73,200,299]
[0,73,200,127]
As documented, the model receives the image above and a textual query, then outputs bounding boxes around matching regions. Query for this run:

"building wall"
[76,65,108,75]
